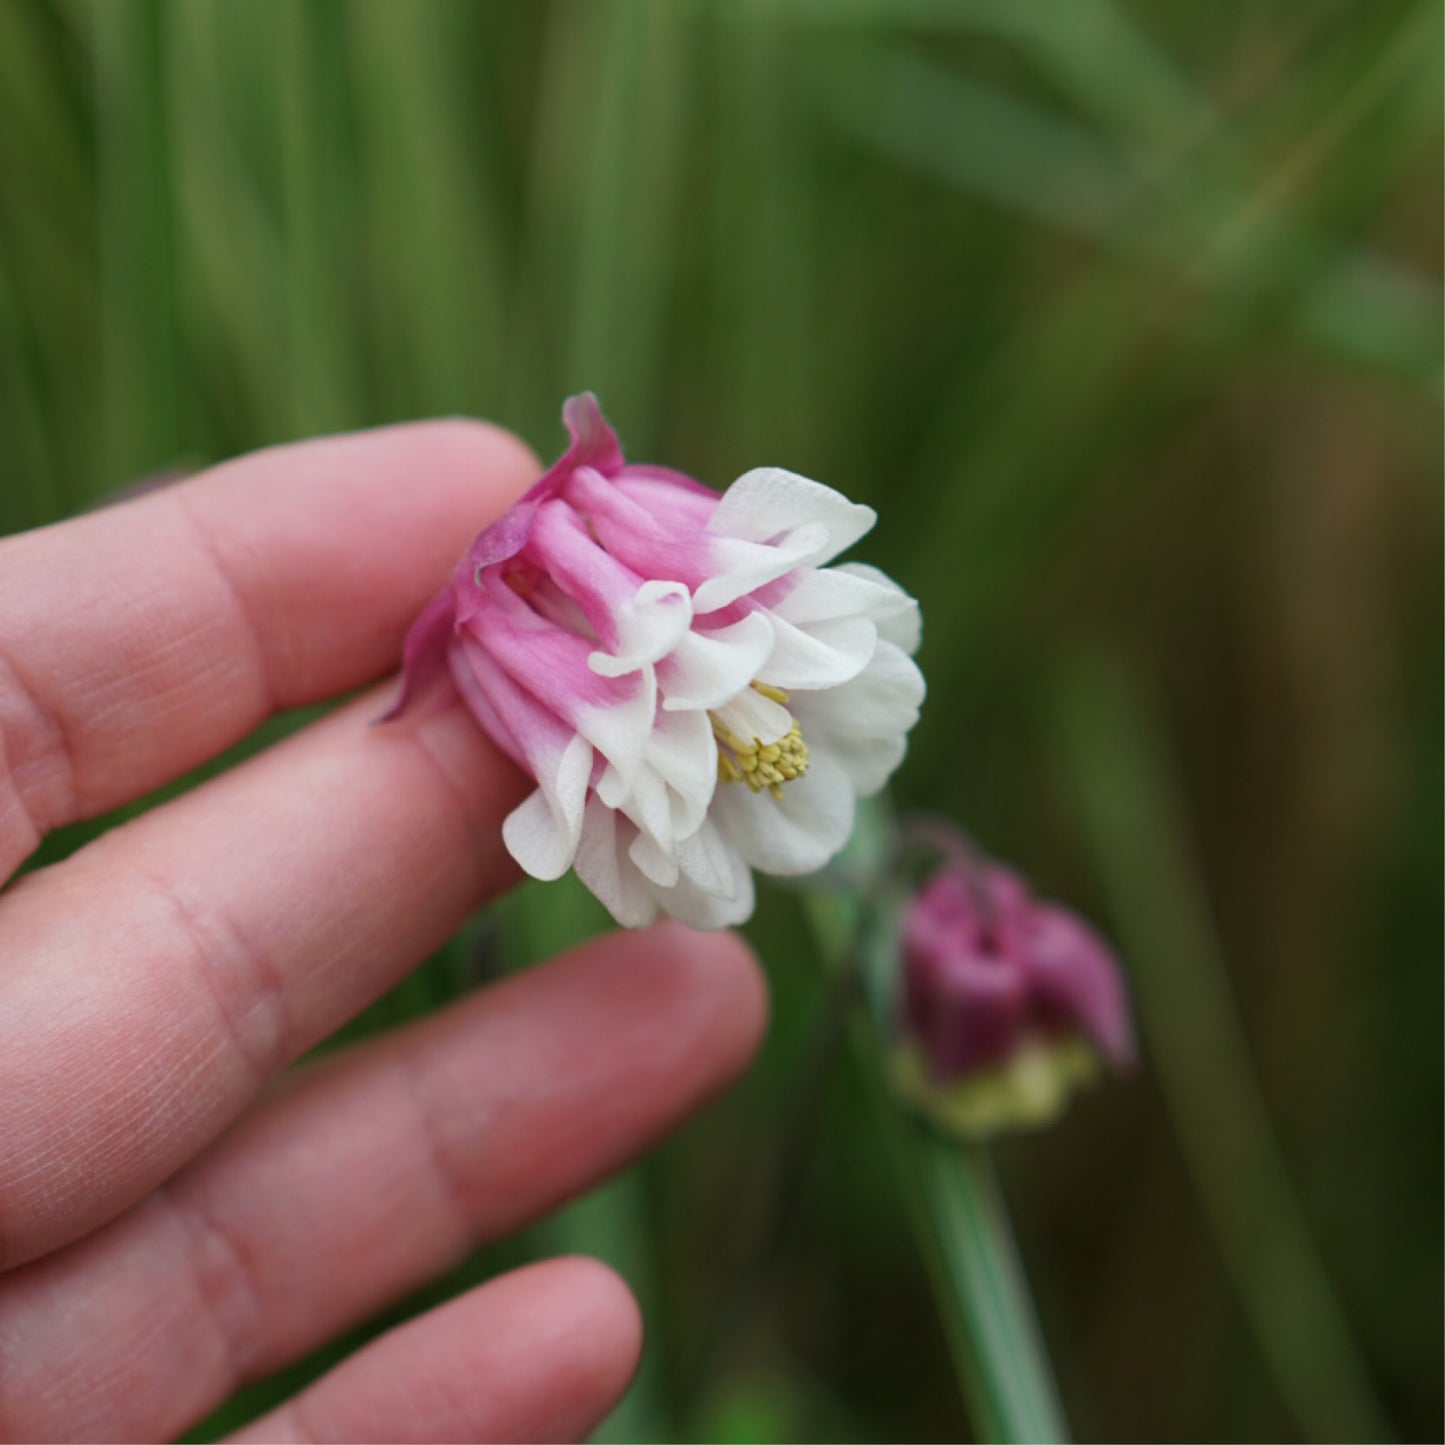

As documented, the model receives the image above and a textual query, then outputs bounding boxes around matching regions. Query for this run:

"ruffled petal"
[829,562,923,654]
[524,499,642,649]
[455,391,626,579]
[753,609,876,692]
[708,467,876,565]
[450,638,593,879]
[572,797,659,928]
[501,733,594,880]
[644,821,755,930]
[614,469,720,528]
[636,706,717,839]
[629,822,681,888]
[472,573,657,789]
[589,579,693,678]
[567,467,812,613]
[658,613,774,712]
[711,748,856,876]
[793,640,925,797]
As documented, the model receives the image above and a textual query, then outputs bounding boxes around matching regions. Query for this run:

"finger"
[0,926,765,1443]
[227,1259,642,1445]
[0,686,526,1270]
[0,419,538,880]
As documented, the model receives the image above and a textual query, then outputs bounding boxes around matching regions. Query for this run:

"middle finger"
[0,687,525,1271]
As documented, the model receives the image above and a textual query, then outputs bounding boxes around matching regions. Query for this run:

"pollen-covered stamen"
[711,682,811,800]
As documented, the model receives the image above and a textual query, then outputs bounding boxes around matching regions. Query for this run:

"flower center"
[711,683,810,800]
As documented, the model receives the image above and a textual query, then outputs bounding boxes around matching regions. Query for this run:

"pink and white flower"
[390,394,924,930]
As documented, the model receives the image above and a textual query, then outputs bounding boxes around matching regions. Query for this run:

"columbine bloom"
[389,394,924,930]
[895,838,1134,1137]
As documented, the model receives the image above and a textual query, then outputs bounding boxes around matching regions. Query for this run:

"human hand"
[0,423,767,1442]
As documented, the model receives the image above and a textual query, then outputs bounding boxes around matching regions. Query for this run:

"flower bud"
[894,842,1134,1138]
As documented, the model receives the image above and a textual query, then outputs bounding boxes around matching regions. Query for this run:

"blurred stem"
[1046,645,1393,1443]
[803,877,1069,1444]
[910,1134,1069,1445]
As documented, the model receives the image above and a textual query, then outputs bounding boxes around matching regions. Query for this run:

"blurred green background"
[1,0,1440,1440]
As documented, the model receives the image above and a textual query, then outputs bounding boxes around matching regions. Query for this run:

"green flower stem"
[804,875,1069,1444]
[910,1133,1070,1445]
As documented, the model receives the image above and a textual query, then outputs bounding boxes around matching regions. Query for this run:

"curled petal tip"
[561,392,625,474]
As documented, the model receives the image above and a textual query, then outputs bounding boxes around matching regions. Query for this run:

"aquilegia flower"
[389,394,924,929]
[895,832,1134,1138]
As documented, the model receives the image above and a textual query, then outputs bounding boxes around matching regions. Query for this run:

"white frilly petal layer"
[708,467,876,565]
[709,749,858,877]
[793,640,925,798]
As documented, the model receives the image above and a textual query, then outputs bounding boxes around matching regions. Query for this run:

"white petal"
[589,579,693,677]
[596,709,716,848]
[711,749,857,877]
[691,534,819,613]
[629,826,681,888]
[793,640,925,797]
[646,869,755,930]
[711,685,794,747]
[708,467,876,565]
[645,824,756,929]
[754,610,876,691]
[830,562,922,654]
[674,817,737,895]
[619,763,675,855]
[639,707,717,839]
[575,665,657,795]
[572,797,659,928]
[500,731,593,880]
[658,612,774,711]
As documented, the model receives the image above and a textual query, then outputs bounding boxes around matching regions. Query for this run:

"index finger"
[0,420,538,881]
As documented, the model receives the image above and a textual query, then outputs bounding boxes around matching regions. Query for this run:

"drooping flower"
[389,394,924,929]
[894,833,1134,1137]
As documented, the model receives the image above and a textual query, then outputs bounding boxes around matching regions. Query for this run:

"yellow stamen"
[710,705,810,800]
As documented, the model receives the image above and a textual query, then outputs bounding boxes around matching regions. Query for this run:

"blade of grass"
[520,0,691,444]
[92,0,182,484]
[701,0,820,464]
[888,0,1438,740]
[165,0,292,446]
[813,27,1437,379]
[1044,644,1393,1443]
[349,0,510,420]
[0,250,62,526]
[276,0,363,436]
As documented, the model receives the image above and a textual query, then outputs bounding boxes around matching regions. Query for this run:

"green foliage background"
[0,1,1439,1440]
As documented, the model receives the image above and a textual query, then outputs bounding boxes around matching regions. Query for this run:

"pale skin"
[0,422,768,1443]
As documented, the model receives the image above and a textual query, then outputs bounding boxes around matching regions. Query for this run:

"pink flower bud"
[895,840,1134,1137]
[389,394,924,930]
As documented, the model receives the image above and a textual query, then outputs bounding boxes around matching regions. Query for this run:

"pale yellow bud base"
[892,1035,1101,1142]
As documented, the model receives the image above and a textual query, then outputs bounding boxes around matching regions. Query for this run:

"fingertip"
[640,921,771,1081]
[540,1255,646,1421]
[226,1257,646,1445]
[399,417,542,502]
